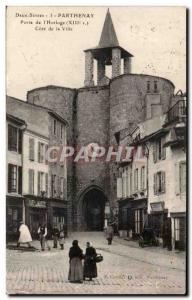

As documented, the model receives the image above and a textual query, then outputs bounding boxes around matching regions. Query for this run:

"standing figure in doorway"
[68,240,84,283]
[17,221,32,248]
[37,223,50,251]
[83,242,97,281]
[106,224,114,245]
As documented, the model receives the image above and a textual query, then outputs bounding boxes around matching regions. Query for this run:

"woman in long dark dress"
[83,242,97,281]
[68,240,84,283]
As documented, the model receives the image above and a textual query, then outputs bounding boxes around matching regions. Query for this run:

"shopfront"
[49,200,68,236]
[25,197,48,239]
[148,202,171,247]
[171,212,186,251]
[131,198,147,238]
[118,198,147,238]
[6,196,24,241]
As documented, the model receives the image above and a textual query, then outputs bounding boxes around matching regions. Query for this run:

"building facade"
[6,114,26,240]
[116,95,186,250]
[6,96,68,239]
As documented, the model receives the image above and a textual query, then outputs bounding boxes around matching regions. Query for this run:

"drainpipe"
[144,142,150,227]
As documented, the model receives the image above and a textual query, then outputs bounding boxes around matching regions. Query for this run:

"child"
[59,226,65,250]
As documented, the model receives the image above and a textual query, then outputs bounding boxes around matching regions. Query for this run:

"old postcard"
[6,6,187,295]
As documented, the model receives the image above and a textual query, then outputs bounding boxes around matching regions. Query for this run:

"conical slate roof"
[84,9,133,58]
[98,9,119,48]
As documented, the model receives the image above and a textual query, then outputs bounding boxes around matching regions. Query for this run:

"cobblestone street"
[6,232,186,295]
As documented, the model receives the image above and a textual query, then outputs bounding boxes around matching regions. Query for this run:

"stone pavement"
[6,232,186,295]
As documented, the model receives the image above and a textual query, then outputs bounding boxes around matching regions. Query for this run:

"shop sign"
[28,199,46,208]
[150,202,164,212]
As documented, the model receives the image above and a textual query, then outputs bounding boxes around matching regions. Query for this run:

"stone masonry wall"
[75,86,110,229]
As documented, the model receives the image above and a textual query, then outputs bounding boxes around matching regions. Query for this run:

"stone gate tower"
[27,9,175,231]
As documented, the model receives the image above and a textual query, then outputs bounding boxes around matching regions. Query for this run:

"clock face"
[86,143,100,158]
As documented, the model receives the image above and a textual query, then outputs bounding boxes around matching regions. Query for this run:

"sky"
[6,6,186,100]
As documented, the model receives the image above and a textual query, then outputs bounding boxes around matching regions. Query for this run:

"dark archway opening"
[83,188,106,231]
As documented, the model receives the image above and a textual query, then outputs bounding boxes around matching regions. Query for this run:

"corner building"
[26,10,176,231]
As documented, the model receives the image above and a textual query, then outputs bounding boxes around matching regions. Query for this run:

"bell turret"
[84,9,133,87]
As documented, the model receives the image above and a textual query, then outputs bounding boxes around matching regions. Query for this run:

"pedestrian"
[52,226,60,248]
[59,226,65,250]
[83,242,97,281]
[68,240,84,283]
[17,221,32,248]
[106,224,114,245]
[37,223,50,251]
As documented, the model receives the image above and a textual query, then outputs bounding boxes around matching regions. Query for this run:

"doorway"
[82,188,106,231]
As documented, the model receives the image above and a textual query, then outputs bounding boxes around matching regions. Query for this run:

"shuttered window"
[175,162,180,195]
[60,177,64,198]
[18,130,22,154]
[38,142,41,162]
[153,142,157,163]
[38,142,45,163]
[161,136,166,160]
[45,173,48,197]
[130,173,132,195]
[153,137,166,162]
[60,125,63,139]
[8,164,17,193]
[135,210,142,234]
[140,166,145,190]
[28,169,34,195]
[37,172,44,195]
[117,178,123,198]
[53,119,57,135]
[29,138,35,161]
[180,162,186,194]
[174,218,180,241]
[51,174,57,197]
[8,125,18,152]
[122,172,127,198]
[18,166,22,194]
[134,169,138,191]
[154,171,166,195]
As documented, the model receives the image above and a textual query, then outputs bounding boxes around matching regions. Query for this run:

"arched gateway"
[79,186,107,231]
